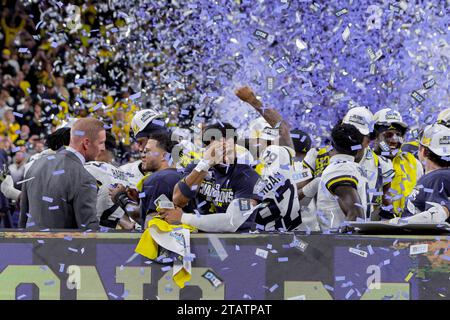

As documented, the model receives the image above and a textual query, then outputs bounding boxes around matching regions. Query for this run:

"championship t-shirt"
[182,163,261,216]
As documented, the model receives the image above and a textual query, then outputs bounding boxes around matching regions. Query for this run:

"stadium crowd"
[0,1,449,232]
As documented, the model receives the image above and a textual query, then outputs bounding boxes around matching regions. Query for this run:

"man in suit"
[19,118,106,230]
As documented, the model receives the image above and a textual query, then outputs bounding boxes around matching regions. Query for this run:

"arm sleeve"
[322,163,358,195]
[180,202,259,232]
[73,176,100,230]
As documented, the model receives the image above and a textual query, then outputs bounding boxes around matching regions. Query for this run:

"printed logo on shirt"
[199,182,234,207]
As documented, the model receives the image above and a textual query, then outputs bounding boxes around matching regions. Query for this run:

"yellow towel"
[135,217,196,288]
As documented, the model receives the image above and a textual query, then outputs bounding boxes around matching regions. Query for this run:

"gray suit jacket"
[19,149,99,230]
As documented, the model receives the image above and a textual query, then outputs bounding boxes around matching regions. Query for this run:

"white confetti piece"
[255,248,269,259]
[409,244,428,255]
[349,247,368,258]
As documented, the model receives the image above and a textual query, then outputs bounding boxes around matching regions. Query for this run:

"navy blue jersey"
[405,168,450,223]
[140,168,183,222]
[183,163,262,216]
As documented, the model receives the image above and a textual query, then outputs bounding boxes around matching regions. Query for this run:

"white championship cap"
[420,123,450,157]
[373,108,408,129]
[342,106,374,136]
[131,109,165,138]
[248,117,279,141]
[437,108,450,126]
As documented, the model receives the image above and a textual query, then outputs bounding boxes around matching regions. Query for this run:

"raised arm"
[173,140,222,208]
[235,86,294,149]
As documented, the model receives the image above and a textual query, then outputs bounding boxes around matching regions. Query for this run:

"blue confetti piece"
[108,292,118,299]
[139,192,146,198]
[129,92,141,100]
[235,245,240,251]
[44,280,55,286]
[351,144,362,151]
[42,196,53,203]
[11,146,21,153]
[47,156,56,160]
[335,276,346,281]
[37,240,44,244]
[423,188,433,193]
[269,284,279,292]
[17,294,27,300]
[152,119,165,127]
[13,112,23,118]
[367,245,374,255]
[384,259,391,265]
[59,264,65,273]
[324,285,334,291]
[278,257,289,262]
[345,288,355,299]
[161,266,172,272]
[393,251,400,257]
[74,130,85,136]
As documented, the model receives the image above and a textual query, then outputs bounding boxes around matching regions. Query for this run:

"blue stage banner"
[0,231,449,300]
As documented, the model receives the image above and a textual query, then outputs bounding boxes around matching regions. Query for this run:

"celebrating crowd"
[0,83,449,233]
[1,1,449,233]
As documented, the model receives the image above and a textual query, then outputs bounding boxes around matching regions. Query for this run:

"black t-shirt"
[404,168,450,223]
[182,163,262,215]
[140,168,184,222]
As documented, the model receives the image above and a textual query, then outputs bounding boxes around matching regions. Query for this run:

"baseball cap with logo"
[131,109,165,138]
[437,108,450,127]
[420,123,450,157]
[342,106,374,136]
[374,108,408,129]
[248,117,279,141]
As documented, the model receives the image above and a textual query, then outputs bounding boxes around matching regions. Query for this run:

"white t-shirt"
[119,160,144,188]
[254,145,302,231]
[316,154,369,230]
[85,161,132,221]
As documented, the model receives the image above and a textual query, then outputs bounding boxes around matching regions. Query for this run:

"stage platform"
[0,230,449,300]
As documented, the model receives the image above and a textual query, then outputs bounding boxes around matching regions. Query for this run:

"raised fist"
[235,86,258,105]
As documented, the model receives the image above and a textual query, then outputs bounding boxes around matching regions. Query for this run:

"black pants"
[0,210,13,228]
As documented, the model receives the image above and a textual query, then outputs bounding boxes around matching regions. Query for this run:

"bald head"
[69,118,106,162]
